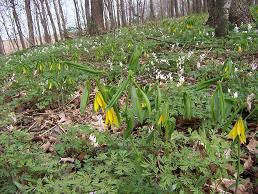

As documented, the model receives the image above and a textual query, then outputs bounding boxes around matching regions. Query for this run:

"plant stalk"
[235,138,240,193]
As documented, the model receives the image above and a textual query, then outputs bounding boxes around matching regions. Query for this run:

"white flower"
[234,25,239,33]
[89,134,99,147]
[176,76,185,87]
[228,88,231,93]
[197,62,201,69]
[247,24,252,31]
[233,92,238,98]
[250,63,257,71]
[246,93,255,112]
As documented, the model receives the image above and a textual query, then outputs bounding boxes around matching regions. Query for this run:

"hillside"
[0,14,258,193]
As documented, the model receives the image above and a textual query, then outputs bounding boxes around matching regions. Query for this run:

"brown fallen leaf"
[48,136,59,144]
[32,135,45,142]
[243,155,253,170]
[41,141,51,152]
[247,139,258,155]
[59,157,75,164]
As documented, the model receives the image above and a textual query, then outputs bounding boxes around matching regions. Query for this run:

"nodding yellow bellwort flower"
[186,24,193,30]
[94,91,107,112]
[228,117,246,144]
[105,108,119,128]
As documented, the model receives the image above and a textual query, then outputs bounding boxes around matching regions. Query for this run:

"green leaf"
[139,89,151,114]
[131,85,144,124]
[106,76,131,110]
[155,85,162,110]
[128,46,143,72]
[61,61,104,75]
[183,92,192,120]
[80,80,90,114]
[194,76,222,91]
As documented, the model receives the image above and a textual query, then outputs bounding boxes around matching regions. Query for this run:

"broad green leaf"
[128,46,143,72]
[194,76,222,91]
[80,80,90,114]
[62,61,104,75]
[106,76,131,110]
[131,85,144,124]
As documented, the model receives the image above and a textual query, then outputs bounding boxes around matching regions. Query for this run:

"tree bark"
[85,0,91,30]
[120,0,127,26]
[207,0,253,28]
[45,0,59,42]
[0,34,5,55]
[25,0,35,46]
[10,0,26,49]
[73,0,82,36]
[90,0,104,35]
[215,0,232,37]
[58,0,68,38]
[150,0,155,19]
[53,0,64,40]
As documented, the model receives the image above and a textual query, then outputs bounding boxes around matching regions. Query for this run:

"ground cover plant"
[0,13,258,194]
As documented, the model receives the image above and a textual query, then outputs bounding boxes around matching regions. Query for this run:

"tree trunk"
[174,0,179,17]
[229,0,254,25]
[25,0,35,46]
[0,34,5,55]
[10,0,26,49]
[215,0,232,37]
[120,0,127,26]
[116,0,121,27]
[90,0,104,35]
[207,0,253,28]
[159,0,164,18]
[58,0,68,38]
[105,0,116,29]
[45,0,59,42]
[0,12,16,49]
[35,8,43,45]
[150,0,155,19]
[53,0,64,40]
[85,0,91,30]
[73,0,82,36]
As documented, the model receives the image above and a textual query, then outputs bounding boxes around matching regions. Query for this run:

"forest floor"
[0,13,258,194]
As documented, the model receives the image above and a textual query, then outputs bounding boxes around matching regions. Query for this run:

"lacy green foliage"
[0,126,232,194]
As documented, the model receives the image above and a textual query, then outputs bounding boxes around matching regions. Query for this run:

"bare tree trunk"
[80,0,87,29]
[174,0,179,17]
[116,0,121,27]
[150,0,155,19]
[0,11,16,49]
[207,0,253,27]
[85,0,91,29]
[35,8,43,45]
[25,0,35,46]
[73,0,82,36]
[0,34,5,55]
[187,0,191,14]
[10,0,26,49]
[229,0,254,25]
[53,0,63,40]
[58,0,68,38]
[159,0,164,18]
[90,0,104,35]
[45,0,59,42]
[129,0,133,24]
[203,0,208,12]
[34,0,51,43]
[120,0,127,26]
[105,0,116,29]
[215,0,232,37]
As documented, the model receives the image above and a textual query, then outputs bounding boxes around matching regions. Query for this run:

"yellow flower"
[237,45,242,53]
[105,107,119,128]
[94,91,106,112]
[186,24,193,30]
[158,114,166,126]
[58,63,61,71]
[228,117,246,144]
[22,67,27,74]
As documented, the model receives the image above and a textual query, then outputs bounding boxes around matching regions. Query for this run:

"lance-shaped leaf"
[155,85,162,110]
[61,61,104,75]
[131,85,144,124]
[194,76,222,91]
[80,80,90,114]
[106,76,131,110]
[128,46,143,73]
